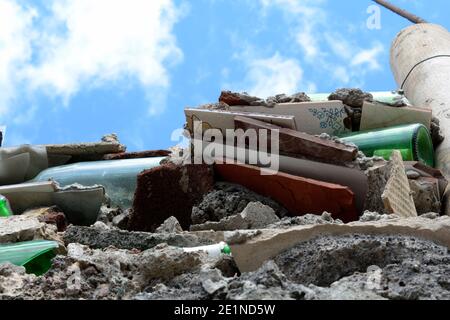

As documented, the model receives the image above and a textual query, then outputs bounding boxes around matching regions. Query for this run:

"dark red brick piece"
[37,207,68,232]
[234,116,358,163]
[103,150,171,160]
[215,162,358,223]
[128,164,214,232]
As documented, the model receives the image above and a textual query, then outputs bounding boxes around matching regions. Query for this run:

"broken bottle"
[0,240,59,276]
[0,195,13,217]
[340,123,435,167]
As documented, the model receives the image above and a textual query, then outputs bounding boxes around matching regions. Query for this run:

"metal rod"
[372,0,427,24]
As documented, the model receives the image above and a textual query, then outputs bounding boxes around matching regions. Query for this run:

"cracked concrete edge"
[229,216,450,273]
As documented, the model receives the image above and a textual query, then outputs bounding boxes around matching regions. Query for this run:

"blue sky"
[0,0,447,151]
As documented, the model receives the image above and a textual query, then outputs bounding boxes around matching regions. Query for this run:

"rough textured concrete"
[267,212,343,229]
[0,215,61,244]
[219,91,310,108]
[191,202,280,232]
[329,88,373,108]
[63,225,216,250]
[129,163,214,232]
[191,183,289,225]
[231,216,450,272]
[155,217,183,234]
[410,178,442,214]
[0,244,205,300]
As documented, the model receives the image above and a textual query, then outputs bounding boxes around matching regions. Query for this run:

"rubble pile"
[1,88,449,300]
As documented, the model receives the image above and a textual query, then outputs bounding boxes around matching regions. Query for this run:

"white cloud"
[351,42,384,70]
[258,0,385,88]
[0,0,183,117]
[245,53,303,97]
[0,0,35,116]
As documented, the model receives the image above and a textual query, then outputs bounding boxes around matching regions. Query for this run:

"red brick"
[214,162,358,223]
[128,164,214,232]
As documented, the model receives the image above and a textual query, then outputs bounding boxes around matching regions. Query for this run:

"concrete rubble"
[1,87,450,301]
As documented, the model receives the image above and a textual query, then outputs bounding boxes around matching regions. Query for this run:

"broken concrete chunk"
[129,164,214,232]
[44,134,126,164]
[328,88,374,108]
[63,225,217,250]
[381,151,418,218]
[191,202,279,232]
[219,91,262,106]
[191,182,288,225]
[230,216,450,273]
[155,217,184,234]
[409,178,442,215]
[360,101,432,131]
[215,162,358,223]
[430,116,445,149]
[234,116,358,163]
[0,215,61,245]
[103,150,171,161]
[239,202,280,229]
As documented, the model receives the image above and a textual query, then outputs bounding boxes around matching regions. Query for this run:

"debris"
[328,88,374,108]
[359,211,400,222]
[0,215,62,245]
[191,182,288,225]
[32,157,165,209]
[430,117,445,149]
[23,206,68,232]
[409,178,442,215]
[128,163,214,232]
[239,202,280,229]
[219,91,311,107]
[215,162,358,223]
[0,195,13,217]
[155,216,184,234]
[230,216,450,273]
[0,145,48,185]
[44,134,126,165]
[229,101,352,136]
[360,101,432,131]
[340,124,435,167]
[267,212,343,229]
[381,151,418,218]
[234,116,358,164]
[103,150,171,161]
[219,91,263,106]
[184,108,297,135]
[0,181,105,226]
[63,225,216,250]
[191,202,280,232]
[0,240,59,276]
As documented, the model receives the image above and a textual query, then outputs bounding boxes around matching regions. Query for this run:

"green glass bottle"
[340,124,435,167]
[0,195,13,217]
[0,240,58,276]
